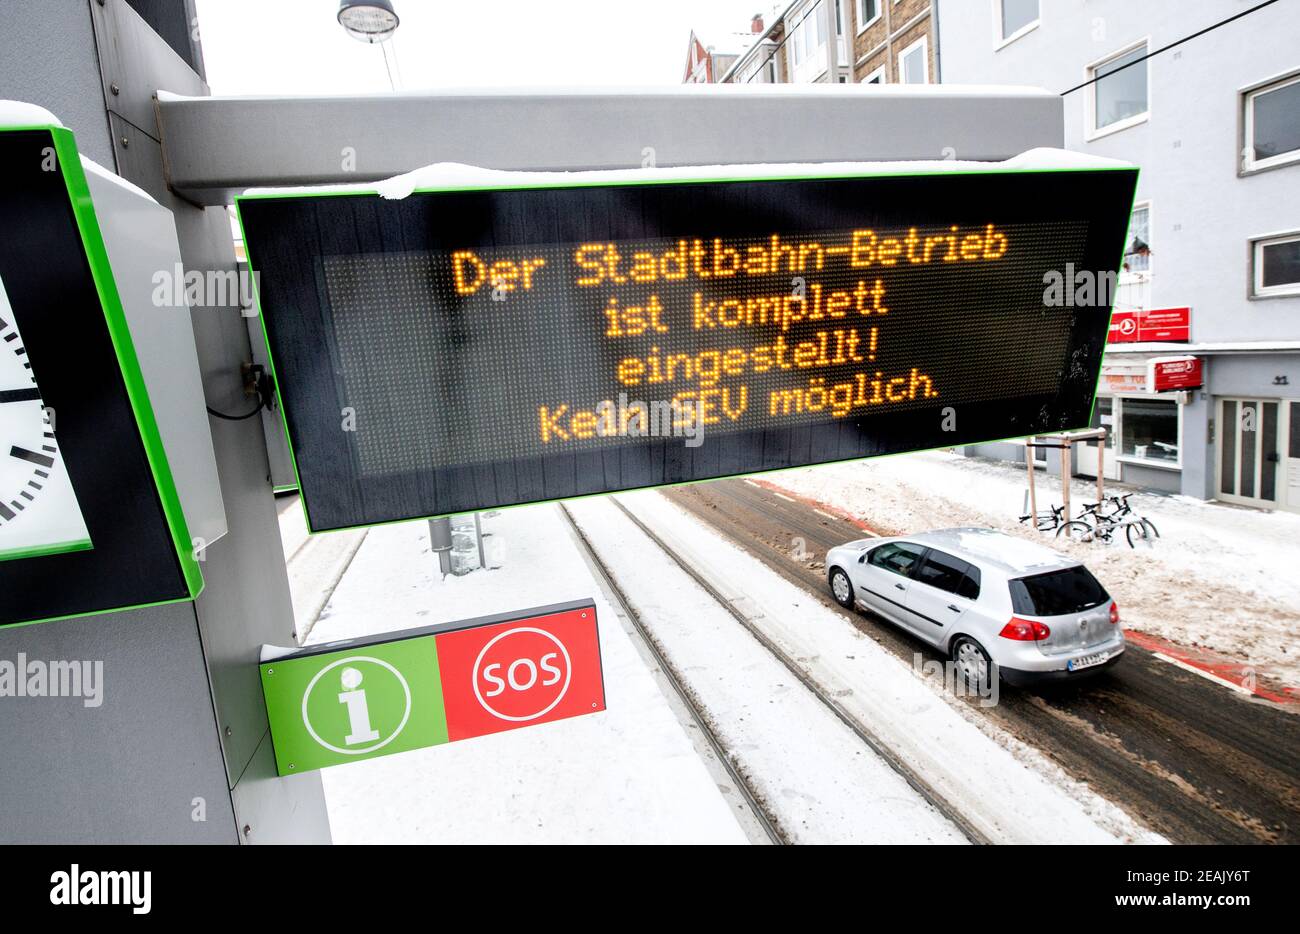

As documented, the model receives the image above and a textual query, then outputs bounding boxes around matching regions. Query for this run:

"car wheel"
[829,568,855,609]
[951,636,994,691]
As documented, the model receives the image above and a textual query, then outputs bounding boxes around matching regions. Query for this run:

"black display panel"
[238,166,1137,532]
[0,128,196,627]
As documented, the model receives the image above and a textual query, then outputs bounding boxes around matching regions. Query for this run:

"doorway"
[1216,398,1286,510]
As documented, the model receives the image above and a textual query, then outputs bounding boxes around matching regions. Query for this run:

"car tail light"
[1109,602,1121,625]
[999,617,1050,641]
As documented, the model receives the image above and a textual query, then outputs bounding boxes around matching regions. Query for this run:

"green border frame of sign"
[0,124,203,626]
[236,160,1139,536]
[0,539,94,562]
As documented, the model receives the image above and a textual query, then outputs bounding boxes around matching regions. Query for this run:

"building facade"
[684,29,740,84]
[714,0,938,86]
[937,0,1300,513]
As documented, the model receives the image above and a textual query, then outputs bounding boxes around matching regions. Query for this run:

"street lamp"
[337,1,400,43]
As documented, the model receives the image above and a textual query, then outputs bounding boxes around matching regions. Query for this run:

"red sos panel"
[436,605,605,742]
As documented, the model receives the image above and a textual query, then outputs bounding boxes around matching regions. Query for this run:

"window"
[1091,396,1115,449]
[789,0,828,82]
[868,541,924,577]
[997,0,1039,45]
[1252,232,1300,297]
[1088,41,1149,137]
[741,52,778,84]
[1122,202,1151,277]
[860,65,886,84]
[909,553,980,598]
[1120,396,1179,464]
[1010,567,1109,617]
[898,36,928,84]
[856,0,880,32]
[914,550,972,596]
[1243,72,1300,172]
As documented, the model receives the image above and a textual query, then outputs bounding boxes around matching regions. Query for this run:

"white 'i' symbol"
[338,666,380,745]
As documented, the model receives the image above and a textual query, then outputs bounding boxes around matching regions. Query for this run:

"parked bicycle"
[1057,493,1159,548]
[1019,503,1065,532]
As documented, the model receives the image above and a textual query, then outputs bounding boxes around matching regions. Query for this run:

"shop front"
[1079,355,1190,494]
[1095,344,1300,513]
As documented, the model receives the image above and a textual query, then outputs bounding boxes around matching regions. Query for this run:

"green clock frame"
[0,124,202,627]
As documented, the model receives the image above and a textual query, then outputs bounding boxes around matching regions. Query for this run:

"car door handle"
[894,582,906,591]
[947,604,961,612]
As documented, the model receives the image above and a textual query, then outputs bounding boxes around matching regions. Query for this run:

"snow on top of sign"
[158,84,1057,104]
[243,148,1132,201]
[0,100,63,128]
[0,102,157,203]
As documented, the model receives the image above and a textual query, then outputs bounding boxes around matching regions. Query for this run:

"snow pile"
[766,451,1300,687]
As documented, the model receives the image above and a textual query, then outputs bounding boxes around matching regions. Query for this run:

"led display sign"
[238,164,1137,531]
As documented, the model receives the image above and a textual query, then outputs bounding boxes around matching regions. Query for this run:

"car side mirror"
[858,552,869,564]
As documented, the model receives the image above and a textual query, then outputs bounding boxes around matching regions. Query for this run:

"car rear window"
[1009,566,1109,616]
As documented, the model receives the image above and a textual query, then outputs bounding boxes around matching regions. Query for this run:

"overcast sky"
[194,0,784,95]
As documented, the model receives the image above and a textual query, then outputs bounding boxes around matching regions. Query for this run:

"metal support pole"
[1026,446,1037,530]
[1060,445,1071,520]
[1097,430,1105,505]
[429,517,452,576]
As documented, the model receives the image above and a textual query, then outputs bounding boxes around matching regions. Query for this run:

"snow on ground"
[567,497,968,844]
[276,495,368,641]
[605,489,1163,844]
[766,450,1300,688]
[299,504,749,844]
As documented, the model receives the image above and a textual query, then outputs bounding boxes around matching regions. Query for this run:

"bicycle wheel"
[1126,519,1155,548]
[1057,521,1096,543]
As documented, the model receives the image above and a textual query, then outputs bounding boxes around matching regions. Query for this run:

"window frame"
[867,541,925,577]
[860,64,887,84]
[1114,392,1183,471]
[1121,199,1153,283]
[856,0,881,34]
[992,0,1040,51]
[1250,229,1300,299]
[1085,38,1151,141]
[1241,69,1300,174]
[897,35,929,85]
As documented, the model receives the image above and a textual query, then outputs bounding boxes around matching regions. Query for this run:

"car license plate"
[1067,651,1109,672]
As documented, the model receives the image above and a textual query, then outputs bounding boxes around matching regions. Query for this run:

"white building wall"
[937,0,1299,342]
[939,0,1300,509]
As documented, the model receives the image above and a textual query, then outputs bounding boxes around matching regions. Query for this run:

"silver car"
[825,528,1124,687]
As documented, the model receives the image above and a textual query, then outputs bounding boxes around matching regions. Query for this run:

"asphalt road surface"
[664,478,1300,844]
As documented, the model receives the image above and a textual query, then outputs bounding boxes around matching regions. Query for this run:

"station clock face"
[0,274,91,560]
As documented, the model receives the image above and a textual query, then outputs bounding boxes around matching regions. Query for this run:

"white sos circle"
[472,627,572,722]
[302,655,412,755]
